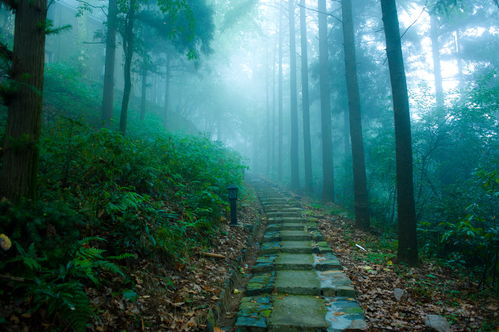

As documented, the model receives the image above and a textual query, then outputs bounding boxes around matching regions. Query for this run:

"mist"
[0,0,497,330]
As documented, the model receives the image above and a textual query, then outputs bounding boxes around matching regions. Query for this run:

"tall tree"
[118,0,137,135]
[318,0,334,201]
[118,0,214,134]
[381,0,418,265]
[101,0,118,127]
[341,0,370,229]
[288,0,299,190]
[265,49,272,177]
[0,0,48,201]
[139,62,148,121]
[429,14,444,108]
[163,52,171,127]
[277,7,284,180]
[299,0,313,193]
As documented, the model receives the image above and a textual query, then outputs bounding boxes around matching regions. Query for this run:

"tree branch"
[296,2,342,23]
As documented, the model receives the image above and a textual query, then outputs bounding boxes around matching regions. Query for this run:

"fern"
[30,279,92,332]
[57,282,92,332]
[67,237,130,285]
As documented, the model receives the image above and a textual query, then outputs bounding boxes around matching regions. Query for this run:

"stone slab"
[267,217,305,224]
[263,230,311,242]
[312,241,333,254]
[261,241,313,254]
[324,297,367,330]
[266,223,304,231]
[317,270,355,297]
[270,295,328,331]
[246,271,275,296]
[280,230,311,241]
[265,207,302,213]
[253,254,278,273]
[275,253,314,270]
[313,253,342,271]
[275,270,320,295]
[266,212,302,218]
[235,296,272,331]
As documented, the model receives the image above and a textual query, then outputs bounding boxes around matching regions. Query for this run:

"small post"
[227,185,238,226]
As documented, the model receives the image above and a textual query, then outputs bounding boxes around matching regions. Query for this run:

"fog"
[0,0,498,329]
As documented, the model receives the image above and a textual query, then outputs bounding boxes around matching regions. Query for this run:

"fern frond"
[94,260,125,278]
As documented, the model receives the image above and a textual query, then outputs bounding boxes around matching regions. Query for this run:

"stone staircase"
[235,182,367,331]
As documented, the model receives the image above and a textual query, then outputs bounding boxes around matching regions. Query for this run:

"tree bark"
[430,14,444,108]
[0,0,47,202]
[277,7,284,181]
[140,65,147,121]
[265,51,271,177]
[381,0,418,265]
[300,0,313,193]
[454,29,464,93]
[341,0,370,229]
[288,0,299,191]
[101,0,117,127]
[318,0,334,201]
[119,0,136,135]
[271,35,277,179]
[163,53,170,128]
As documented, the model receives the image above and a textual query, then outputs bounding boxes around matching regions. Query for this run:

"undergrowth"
[0,62,246,331]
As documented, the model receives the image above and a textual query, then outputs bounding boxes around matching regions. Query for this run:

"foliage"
[0,66,245,329]
[363,70,498,288]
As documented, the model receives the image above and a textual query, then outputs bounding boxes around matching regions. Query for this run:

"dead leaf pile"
[312,209,498,331]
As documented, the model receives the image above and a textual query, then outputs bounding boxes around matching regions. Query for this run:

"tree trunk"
[265,51,272,177]
[271,36,277,179]
[430,14,444,108]
[119,0,136,135]
[381,0,418,265]
[140,65,147,121]
[0,0,47,202]
[318,0,334,201]
[343,106,350,199]
[101,0,117,127]
[288,0,299,191]
[278,7,284,181]
[454,29,464,93]
[341,0,370,229]
[300,0,313,193]
[163,53,170,128]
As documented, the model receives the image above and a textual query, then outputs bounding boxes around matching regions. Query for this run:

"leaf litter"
[87,197,261,331]
[311,207,499,331]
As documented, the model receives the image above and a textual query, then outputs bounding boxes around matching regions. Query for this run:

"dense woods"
[0,0,497,330]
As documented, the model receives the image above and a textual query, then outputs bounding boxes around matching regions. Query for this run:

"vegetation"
[0,0,497,329]
[0,51,245,331]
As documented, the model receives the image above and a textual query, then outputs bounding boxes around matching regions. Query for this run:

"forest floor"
[84,192,263,332]
[92,188,498,331]
[307,204,499,331]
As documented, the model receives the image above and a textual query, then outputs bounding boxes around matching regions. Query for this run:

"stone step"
[266,223,305,231]
[266,211,302,218]
[263,206,297,212]
[266,221,318,231]
[265,207,302,212]
[260,198,288,203]
[252,253,342,273]
[236,295,367,331]
[245,269,355,297]
[261,241,314,254]
[235,183,367,331]
[267,217,306,224]
[276,270,355,296]
[263,230,313,242]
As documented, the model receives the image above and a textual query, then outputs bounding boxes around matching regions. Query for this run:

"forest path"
[235,180,367,331]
